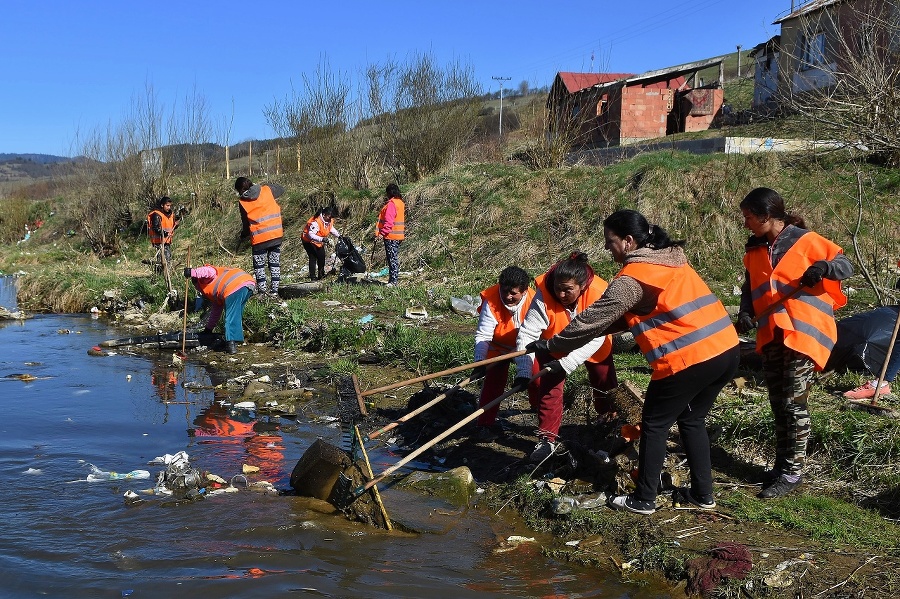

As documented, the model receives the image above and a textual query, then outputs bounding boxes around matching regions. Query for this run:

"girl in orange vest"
[516,252,618,463]
[472,266,536,442]
[737,187,853,499]
[376,183,405,287]
[184,265,256,354]
[301,207,341,280]
[535,210,740,515]
[236,177,285,297]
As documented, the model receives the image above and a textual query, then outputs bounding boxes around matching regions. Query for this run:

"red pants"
[476,359,517,427]
[530,352,618,442]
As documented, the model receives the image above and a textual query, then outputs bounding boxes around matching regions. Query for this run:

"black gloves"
[202,327,214,335]
[513,376,531,390]
[736,312,756,334]
[543,360,564,375]
[183,268,192,279]
[525,339,549,353]
[471,365,487,380]
[801,261,828,287]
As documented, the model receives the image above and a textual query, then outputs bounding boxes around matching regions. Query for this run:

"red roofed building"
[548,57,726,148]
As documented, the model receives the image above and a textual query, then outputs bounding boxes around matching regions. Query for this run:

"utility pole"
[492,76,512,139]
[736,45,743,78]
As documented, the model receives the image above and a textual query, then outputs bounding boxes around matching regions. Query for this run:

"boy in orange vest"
[472,266,535,441]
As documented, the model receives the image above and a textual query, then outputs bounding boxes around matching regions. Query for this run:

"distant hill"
[0,153,72,165]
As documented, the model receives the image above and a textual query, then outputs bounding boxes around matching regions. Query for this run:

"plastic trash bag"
[826,305,900,374]
[450,295,480,317]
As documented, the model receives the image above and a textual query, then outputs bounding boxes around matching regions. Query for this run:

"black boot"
[225,341,237,354]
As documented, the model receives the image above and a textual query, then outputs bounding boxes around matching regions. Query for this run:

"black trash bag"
[335,236,366,280]
[826,305,900,374]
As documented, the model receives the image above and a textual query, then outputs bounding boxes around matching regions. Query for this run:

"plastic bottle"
[86,465,151,482]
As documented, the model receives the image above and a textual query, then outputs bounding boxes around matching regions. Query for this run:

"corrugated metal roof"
[774,0,844,24]
[558,72,634,93]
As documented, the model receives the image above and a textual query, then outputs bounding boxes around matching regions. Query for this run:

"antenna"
[492,76,512,138]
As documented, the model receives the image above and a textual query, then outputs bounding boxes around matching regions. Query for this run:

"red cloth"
[686,542,752,596]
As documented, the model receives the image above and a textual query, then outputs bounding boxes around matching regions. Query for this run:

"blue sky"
[3,1,788,156]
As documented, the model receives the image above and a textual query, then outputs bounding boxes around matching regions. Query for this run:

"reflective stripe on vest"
[744,231,846,370]
[618,262,738,380]
[479,284,535,358]
[376,197,405,240]
[534,272,612,363]
[302,216,331,247]
[240,185,283,245]
[198,267,255,304]
[147,210,175,245]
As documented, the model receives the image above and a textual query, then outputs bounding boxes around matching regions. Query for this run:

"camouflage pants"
[761,332,814,476]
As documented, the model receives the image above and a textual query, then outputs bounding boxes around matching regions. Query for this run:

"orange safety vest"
[618,262,738,380]
[240,185,283,246]
[147,209,175,245]
[744,231,846,370]
[195,266,255,305]
[534,272,612,363]
[376,197,405,240]
[479,284,536,358]
[301,215,332,248]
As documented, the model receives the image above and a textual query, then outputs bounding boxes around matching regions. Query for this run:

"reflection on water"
[0,277,663,598]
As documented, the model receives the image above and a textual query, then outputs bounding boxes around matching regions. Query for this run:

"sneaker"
[758,475,802,499]
[225,341,237,355]
[385,282,395,288]
[529,439,560,463]
[843,381,891,399]
[682,489,716,509]
[608,494,656,515]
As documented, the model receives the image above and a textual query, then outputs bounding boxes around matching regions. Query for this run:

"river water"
[0,277,667,598]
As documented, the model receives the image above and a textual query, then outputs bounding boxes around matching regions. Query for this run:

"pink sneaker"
[843,381,891,399]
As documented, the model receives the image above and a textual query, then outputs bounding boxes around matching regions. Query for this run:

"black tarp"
[825,305,900,374]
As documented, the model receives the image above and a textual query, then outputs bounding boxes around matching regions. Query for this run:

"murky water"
[0,277,667,598]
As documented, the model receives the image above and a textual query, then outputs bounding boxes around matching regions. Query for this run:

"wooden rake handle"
[358,366,552,494]
[359,349,527,398]
[751,284,805,325]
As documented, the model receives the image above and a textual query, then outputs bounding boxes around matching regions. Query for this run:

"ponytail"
[740,187,806,228]
[604,210,685,250]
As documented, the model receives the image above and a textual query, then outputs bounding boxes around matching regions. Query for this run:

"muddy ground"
[124,322,898,598]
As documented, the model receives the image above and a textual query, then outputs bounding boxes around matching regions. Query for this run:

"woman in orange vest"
[184,265,256,354]
[301,207,341,281]
[737,187,853,499]
[472,266,535,442]
[147,196,180,269]
[536,210,740,515]
[376,183,405,287]
[516,252,618,463]
[235,177,285,297]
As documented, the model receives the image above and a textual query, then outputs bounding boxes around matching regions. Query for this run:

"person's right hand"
[471,366,487,380]
[513,377,531,390]
[735,312,756,334]
[183,268,192,279]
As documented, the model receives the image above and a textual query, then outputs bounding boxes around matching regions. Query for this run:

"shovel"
[340,366,553,506]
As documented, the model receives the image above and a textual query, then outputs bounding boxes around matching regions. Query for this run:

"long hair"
[739,187,805,228]
[603,209,685,249]
[552,252,592,288]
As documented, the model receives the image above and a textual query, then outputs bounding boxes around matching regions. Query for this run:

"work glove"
[735,312,756,334]
[800,261,828,287]
[542,360,565,376]
[183,268,192,279]
[201,327,214,335]
[513,376,532,390]
[525,339,553,361]
[471,365,488,380]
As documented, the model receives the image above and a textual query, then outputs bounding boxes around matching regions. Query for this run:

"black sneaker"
[758,475,802,499]
[225,341,238,355]
[608,494,656,515]
[682,489,716,509]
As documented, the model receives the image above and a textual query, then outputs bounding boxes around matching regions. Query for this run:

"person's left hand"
[801,261,828,287]
[183,268,192,279]
[525,339,550,355]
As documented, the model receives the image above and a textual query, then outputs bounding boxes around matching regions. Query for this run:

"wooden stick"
[181,245,191,357]
[870,307,900,405]
[366,374,480,441]
[354,425,392,531]
[359,350,527,398]
[352,367,551,498]
[751,284,805,325]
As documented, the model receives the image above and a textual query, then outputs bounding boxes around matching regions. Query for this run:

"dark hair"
[739,187,805,228]
[552,252,592,288]
[498,266,530,291]
[320,206,334,219]
[234,177,252,193]
[158,196,172,208]
[386,183,402,199]
[603,209,685,250]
